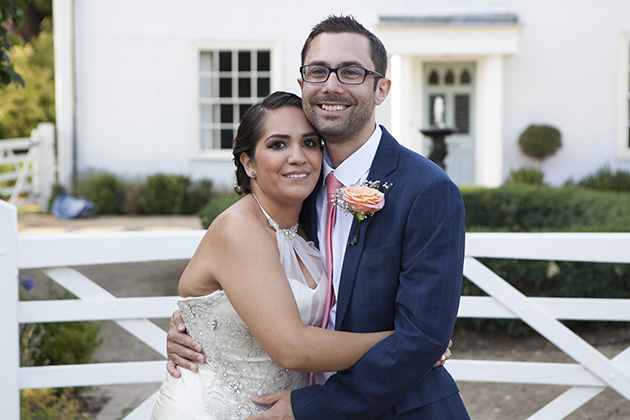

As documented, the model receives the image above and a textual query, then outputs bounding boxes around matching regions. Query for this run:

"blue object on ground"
[51,194,99,219]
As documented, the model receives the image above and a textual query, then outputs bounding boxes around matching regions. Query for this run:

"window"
[199,49,272,151]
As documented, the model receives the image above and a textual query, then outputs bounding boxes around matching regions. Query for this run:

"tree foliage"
[0,16,54,138]
[0,0,25,87]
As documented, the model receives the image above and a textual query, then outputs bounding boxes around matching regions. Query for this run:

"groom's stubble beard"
[303,92,376,146]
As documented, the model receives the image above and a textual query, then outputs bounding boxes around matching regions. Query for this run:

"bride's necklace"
[251,194,298,240]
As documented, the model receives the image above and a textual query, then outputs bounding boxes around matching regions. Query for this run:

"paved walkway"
[18,213,202,419]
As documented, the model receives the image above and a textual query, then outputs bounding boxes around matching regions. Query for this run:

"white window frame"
[188,40,282,160]
[617,33,630,159]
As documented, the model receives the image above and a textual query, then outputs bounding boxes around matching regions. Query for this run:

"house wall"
[65,0,630,190]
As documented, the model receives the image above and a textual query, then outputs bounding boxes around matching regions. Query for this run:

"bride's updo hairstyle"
[232,91,305,195]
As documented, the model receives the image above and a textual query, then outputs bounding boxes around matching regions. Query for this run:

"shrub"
[74,171,122,214]
[141,174,191,214]
[506,167,545,186]
[459,184,630,336]
[198,193,241,229]
[21,388,88,420]
[578,165,630,193]
[518,124,562,160]
[20,284,103,367]
[185,178,214,214]
[119,181,143,214]
[461,184,630,232]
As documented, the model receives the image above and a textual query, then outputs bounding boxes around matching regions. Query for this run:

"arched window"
[460,69,471,85]
[428,70,439,85]
[445,69,455,85]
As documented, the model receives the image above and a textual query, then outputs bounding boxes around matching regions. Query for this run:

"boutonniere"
[335,180,392,245]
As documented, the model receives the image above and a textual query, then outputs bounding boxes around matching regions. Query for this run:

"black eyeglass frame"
[300,65,384,85]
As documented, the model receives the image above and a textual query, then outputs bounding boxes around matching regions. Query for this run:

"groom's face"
[298,32,389,146]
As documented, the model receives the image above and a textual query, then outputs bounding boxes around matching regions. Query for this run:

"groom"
[168,15,468,419]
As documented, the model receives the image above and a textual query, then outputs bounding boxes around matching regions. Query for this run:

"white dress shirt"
[315,125,382,383]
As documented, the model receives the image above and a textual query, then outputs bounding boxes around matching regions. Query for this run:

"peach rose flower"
[342,185,385,215]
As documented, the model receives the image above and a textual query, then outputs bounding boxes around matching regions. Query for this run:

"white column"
[0,201,20,419]
[53,0,75,190]
[477,55,504,187]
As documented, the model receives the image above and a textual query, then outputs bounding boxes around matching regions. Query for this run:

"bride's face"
[242,106,322,204]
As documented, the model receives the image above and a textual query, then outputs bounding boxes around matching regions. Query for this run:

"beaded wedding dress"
[152,198,327,420]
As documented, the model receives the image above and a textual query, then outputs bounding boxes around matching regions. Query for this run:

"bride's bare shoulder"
[206,196,266,243]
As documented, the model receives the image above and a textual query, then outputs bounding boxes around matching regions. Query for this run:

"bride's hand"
[166,309,206,378]
[433,339,453,367]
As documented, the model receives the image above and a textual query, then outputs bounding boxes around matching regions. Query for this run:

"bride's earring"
[250,171,256,177]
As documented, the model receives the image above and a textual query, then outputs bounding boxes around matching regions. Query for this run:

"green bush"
[459,184,630,336]
[0,18,55,139]
[506,167,545,186]
[518,124,562,160]
[578,165,630,193]
[141,174,191,214]
[20,284,103,367]
[185,178,214,214]
[461,184,630,232]
[21,388,89,420]
[198,193,241,229]
[74,171,122,215]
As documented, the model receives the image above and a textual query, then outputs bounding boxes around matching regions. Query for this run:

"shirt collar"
[322,124,382,187]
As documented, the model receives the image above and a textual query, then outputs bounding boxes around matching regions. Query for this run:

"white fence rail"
[1,199,629,419]
[0,123,55,210]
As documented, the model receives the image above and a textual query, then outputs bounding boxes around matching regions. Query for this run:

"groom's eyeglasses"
[300,65,384,85]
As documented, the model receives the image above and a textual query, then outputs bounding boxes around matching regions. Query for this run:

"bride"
[151,92,394,419]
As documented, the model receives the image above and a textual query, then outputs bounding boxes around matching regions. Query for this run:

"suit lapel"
[335,127,400,329]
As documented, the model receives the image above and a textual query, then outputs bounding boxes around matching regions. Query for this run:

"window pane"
[460,69,471,85]
[221,129,233,149]
[221,105,233,123]
[200,52,211,72]
[445,70,454,85]
[239,104,251,120]
[201,128,213,150]
[429,70,439,85]
[258,51,270,71]
[200,105,212,124]
[239,78,251,98]
[455,94,470,134]
[219,51,232,71]
[238,51,251,71]
[258,77,270,97]
[219,78,232,97]
[200,78,212,98]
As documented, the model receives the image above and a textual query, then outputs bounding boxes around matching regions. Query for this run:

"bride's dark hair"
[232,91,305,195]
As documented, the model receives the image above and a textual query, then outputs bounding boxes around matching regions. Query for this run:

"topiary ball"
[518,124,562,160]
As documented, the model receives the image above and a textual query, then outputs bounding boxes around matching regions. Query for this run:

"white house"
[53,0,630,191]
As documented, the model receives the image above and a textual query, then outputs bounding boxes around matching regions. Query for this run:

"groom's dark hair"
[300,15,388,83]
[232,91,306,195]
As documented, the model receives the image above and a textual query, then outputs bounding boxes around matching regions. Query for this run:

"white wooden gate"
[1,199,629,419]
[0,123,55,210]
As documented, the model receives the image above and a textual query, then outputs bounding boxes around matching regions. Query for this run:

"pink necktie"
[322,172,343,330]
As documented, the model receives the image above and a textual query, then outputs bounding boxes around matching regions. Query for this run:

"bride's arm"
[208,212,392,373]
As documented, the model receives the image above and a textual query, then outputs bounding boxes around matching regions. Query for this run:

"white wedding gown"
[152,198,327,420]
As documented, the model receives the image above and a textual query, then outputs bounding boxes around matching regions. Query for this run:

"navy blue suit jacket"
[292,127,466,419]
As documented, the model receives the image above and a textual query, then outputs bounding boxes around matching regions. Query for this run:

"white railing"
[1,199,629,419]
[0,123,56,210]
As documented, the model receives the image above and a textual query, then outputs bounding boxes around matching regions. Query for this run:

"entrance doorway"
[423,62,476,185]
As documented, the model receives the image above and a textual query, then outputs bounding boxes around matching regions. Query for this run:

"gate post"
[33,123,56,212]
[0,200,20,419]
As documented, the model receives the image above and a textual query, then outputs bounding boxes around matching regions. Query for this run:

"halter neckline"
[252,194,299,239]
